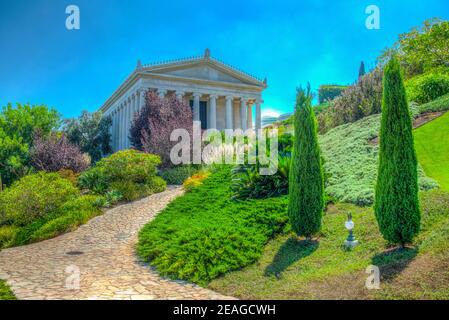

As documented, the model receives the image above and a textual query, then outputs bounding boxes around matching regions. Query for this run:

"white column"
[110,111,115,151]
[114,110,118,151]
[225,96,233,130]
[255,100,262,131]
[130,94,136,147]
[123,100,128,149]
[176,91,184,101]
[118,105,122,150]
[209,95,217,129]
[139,90,146,111]
[127,98,132,148]
[132,93,138,116]
[193,93,201,122]
[247,102,253,129]
[240,98,247,131]
[120,104,125,150]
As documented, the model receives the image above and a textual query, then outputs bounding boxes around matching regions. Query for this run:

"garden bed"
[137,166,289,285]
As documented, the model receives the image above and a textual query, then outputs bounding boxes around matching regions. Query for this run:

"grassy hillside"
[318,94,449,205]
[414,111,449,191]
[209,190,449,300]
[319,111,437,206]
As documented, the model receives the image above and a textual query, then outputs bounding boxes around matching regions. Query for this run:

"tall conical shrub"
[288,84,324,239]
[375,58,420,246]
[359,61,366,79]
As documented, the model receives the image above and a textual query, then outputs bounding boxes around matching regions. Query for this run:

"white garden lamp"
[344,213,358,248]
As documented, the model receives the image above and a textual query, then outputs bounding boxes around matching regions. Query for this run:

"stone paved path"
[0,187,232,300]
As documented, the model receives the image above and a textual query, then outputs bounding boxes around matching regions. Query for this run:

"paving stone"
[0,187,233,300]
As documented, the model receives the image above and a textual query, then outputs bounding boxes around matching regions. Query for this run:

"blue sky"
[0,0,447,118]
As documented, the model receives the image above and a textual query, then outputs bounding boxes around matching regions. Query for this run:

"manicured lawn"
[208,190,449,299]
[137,166,288,285]
[0,280,16,300]
[414,111,449,191]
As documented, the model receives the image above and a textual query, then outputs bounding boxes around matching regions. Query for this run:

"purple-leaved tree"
[130,91,193,167]
[31,132,90,173]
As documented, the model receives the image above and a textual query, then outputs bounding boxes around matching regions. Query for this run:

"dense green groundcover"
[137,166,288,285]
[319,95,449,206]
[0,280,16,300]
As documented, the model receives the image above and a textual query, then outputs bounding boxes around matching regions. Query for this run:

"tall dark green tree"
[288,84,324,239]
[358,61,366,80]
[374,57,420,246]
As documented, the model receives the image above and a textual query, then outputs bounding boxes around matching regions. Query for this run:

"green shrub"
[318,85,347,104]
[78,166,108,193]
[137,167,288,285]
[78,150,166,199]
[10,195,102,245]
[288,85,324,238]
[0,225,19,248]
[148,176,167,193]
[0,280,16,300]
[96,150,160,183]
[231,160,289,200]
[0,172,79,226]
[28,195,103,242]
[109,181,149,201]
[375,58,421,246]
[57,169,79,186]
[104,190,123,206]
[159,165,201,185]
[278,133,293,156]
[406,73,449,104]
[416,93,449,114]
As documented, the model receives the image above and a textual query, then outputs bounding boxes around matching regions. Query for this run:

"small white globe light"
[345,220,354,231]
[344,213,358,248]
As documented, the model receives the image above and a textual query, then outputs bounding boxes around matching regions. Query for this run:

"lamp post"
[344,213,358,248]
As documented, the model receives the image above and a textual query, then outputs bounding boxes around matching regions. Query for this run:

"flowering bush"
[31,133,90,173]
[182,171,210,192]
[130,91,193,167]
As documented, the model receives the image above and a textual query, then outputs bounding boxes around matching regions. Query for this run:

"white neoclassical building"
[99,49,267,151]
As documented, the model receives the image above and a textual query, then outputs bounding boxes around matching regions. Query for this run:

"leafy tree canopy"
[379,18,449,78]
[0,103,60,185]
[63,110,112,163]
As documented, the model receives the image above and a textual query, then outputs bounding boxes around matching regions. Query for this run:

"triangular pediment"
[143,60,264,87]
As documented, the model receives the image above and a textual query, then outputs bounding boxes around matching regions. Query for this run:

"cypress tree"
[288,84,324,239]
[358,61,366,79]
[374,57,420,246]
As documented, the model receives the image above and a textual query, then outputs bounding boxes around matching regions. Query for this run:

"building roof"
[99,49,267,112]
